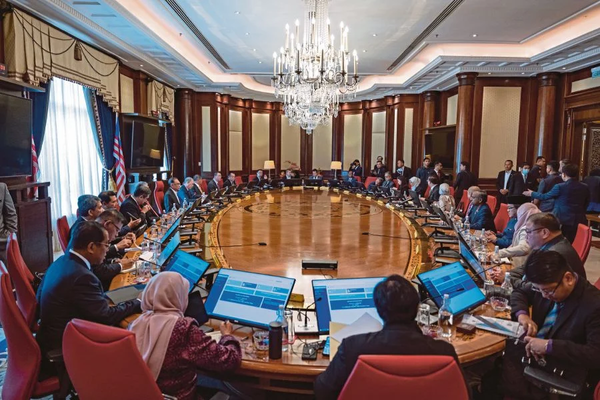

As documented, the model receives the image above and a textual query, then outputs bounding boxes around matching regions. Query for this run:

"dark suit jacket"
[93,261,121,291]
[496,170,516,203]
[394,166,413,180]
[36,252,141,353]
[371,166,387,178]
[314,322,460,400]
[583,175,600,206]
[223,179,237,188]
[120,197,153,229]
[508,172,535,197]
[453,170,477,203]
[191,183,203,198]
[508,277,600,393]
[252,176,267,186]
[427,184,441,203]
[467,203,496,231]
[164,188,181,212]
[528,165,546,190]
[530,179,590,226]
[416,166,434,196]
[349,165,363,177]
[381,179,395,189]
[207,179,220,193]
[536,173,563,212]
[367,182,381,192]
[343,177,358,188]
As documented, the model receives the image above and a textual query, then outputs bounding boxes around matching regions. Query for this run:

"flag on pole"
[113,115,127,203]
[27,134,40,198]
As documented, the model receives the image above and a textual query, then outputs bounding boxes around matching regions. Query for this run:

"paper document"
[331,312,383,343]
[462,314,523,338]
[139,251,154,261]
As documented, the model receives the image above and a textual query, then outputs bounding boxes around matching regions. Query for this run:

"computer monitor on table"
[312,277,386,334]
[417,261,486,316]
[458,239,487,284]
[163,250,210,292]
[204,269,296,329]
[156,232,181,267]
[160,214,182,245]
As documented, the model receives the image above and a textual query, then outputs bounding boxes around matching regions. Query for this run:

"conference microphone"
[361,232,409,240]
[296,297,322,334]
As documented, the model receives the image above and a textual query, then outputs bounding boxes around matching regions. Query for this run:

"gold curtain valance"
[3,9,120,111]
[147,80,175,124]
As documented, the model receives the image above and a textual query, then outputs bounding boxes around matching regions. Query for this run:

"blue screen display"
[157,232,180,266]
[459,240,486,282]
[164,250,209,292]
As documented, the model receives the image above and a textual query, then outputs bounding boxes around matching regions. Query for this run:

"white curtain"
[39,78,103,250]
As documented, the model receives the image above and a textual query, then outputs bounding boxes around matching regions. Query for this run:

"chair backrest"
[5,235,38,331]
[458,191,469,211]
[7,232,34,283]
[248,174,256,183]
[393,179,399,189]
[153,181,165,215]
[0,269,43,400]
[573,223,592,263]
[63,319,165,400]
[449,186,455,196]
[338,355,469,400]
[424,186,431,198]
[594,277,600,290]
[217,178,224,188]
[365,177,377,188]
[487,195,498,215]
[494,203,510,233]
[200,179,208,194]
[356,176,362,182]
[235,176,243,185]
[56,216,70,252]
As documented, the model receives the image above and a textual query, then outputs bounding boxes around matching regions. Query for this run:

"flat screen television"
[0,93,32,177]
[127,120,165,169]
[424,130,455,170]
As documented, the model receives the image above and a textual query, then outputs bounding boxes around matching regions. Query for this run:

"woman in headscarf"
[489,202,540,283]
[437,183,456,214]
[129,272,242,400]
[408,176,421,192]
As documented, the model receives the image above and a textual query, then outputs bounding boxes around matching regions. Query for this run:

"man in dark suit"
[528,156,547,191]
[433,161,446,183]
[207,172,222,193]
[253,169,267,187]
[314,275,462,400]
[453,160,477,205]
[36,221,141,359]
[583,168,600,213]
[223,172,237,188]
[381,172,395,190]
[367,177,383,192]
[534,160,563,212]
[508,162,535,197]
[503,251,600,399]
[191,175,204,198]
[394,159,412,180]
[496,160,516,204]
[524,164,590,243]
[120,183,154,229]
[425,175,441,203]
[343,170,359,188]
[68,195,104,242]
[371,161,387,178]
[415,157,434,196]
[164,177,182,212]
[466,190,496,231]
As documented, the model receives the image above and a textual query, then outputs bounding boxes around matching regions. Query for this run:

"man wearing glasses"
[502,251,600,399]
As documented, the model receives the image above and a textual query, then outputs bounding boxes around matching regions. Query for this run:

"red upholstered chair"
[0,268,60,400]
[595,380,600,400]
[424,186,431,198]
[393,179,399,189]
[487,195,498,216]
[57,216,70,252]
[338,355,469,400]
[248,174,257,183]
[152,181,165,215]
[494,203,510,234]
[63,319,168,400]
[365,177,377,188]
[449,187,455,196]
[573,223,592,264]
[200,179,208,194]
[356,176,362,182]
[594,277,600,291]
[458,191,469,211]
[5,235,38,331]
[7,232,34,284]
[235,176,243,185]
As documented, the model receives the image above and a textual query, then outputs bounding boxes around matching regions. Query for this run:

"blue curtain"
[165,123,174,172]
[85,89,116,189]
[30,80,52,153]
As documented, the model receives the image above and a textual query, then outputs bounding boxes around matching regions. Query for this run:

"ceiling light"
[140,64,143,67]
[234,11,240,14]
[253,48,256,52]
[487,72,492,75]
[562,67,566,70]
[372,33,377,37]
[472,34,477,37]
[245,32,249,36]
[258,61,262,64]
[521,72,525,75]
[362,50,367,53]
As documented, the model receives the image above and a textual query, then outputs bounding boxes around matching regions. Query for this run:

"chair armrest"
[162,394,178,400]
[46,348,64,363]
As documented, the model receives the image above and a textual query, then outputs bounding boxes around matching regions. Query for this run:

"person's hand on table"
[518,314,538,337]
[127,218,141,229]
[125,232,136,242]
[119,257,137,269]
[115,237,133,250]
[523,190,533,197]
[488,266,504,283]
[220,320,234,336]
[486,231,497,243]
[524,337,549,361]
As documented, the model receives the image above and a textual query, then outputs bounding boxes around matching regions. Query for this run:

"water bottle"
[464,217,470,233]
[438,294,453,339]
[276,305,289,351]
[182,198,189,210]
[284,309,294,346]
[501,272,513,296]
[492,245,500,263]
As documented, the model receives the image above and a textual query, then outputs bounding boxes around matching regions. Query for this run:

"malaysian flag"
[28,135,40,198]
[113,115,127,203]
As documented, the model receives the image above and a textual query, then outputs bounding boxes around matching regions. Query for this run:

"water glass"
[253,330,269,351]
[135,261,151,283]
[490,296,509,312]
[484,280,495,298]
[417,304,431,333]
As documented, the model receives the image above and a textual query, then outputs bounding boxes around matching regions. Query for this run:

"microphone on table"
[295,297,322,333]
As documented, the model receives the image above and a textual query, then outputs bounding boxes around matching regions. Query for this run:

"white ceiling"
[7,0,600,101]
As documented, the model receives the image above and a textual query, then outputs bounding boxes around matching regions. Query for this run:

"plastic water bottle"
[464,217,470,233]
[182,198,189,210]
[438,294,453,339]
[276,305,289,351]
[492,245,500,263]
[501,272,513,296]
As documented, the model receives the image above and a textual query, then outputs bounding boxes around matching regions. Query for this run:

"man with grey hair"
[191,174,204,198]
[68,195,103,242]
[465,190,496,231]
[178,177,197,204]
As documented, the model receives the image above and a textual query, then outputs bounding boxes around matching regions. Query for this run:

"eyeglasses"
[525,227,544,236]
[94,242,111,248]
[531,272,565,296]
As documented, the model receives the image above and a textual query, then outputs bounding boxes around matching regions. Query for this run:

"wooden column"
[534,72,559,160]
[455,72,478,174]
[132,71,148,115]
[174,89,194,178]
[422,92,438,129]
[385,96,395,166]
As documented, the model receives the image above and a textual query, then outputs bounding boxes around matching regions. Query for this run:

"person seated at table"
[164,177,182,212]
[68,194,104,242]
[502,251,600,399]
[381,171,395,189]
[465,190,496,231]
[344,170,358,188]
[454,185,481,219]
[314,275,462,400]
[120,183,154,229]
[368,177,383,192]
[253,169,267,186]
[94,210,137,290]
[223,172,237,188]
[408,176,420,193]
[179,177,199,202]
[488,203,539,282]
[371,160,387,178]
[129,272,243,400]
[309,169,322,180]
[191,175,204,198]
[206,172,222,193]
[37,221,141,370]
[349,159,363,178]
[437,183,455,213]
[485,202,520,249]
[425,175,441,204]
[284,169,294,180]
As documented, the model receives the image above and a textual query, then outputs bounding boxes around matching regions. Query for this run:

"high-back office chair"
[424,186,431,198]
[235,176,243,186]
[487,195,498,216]
[364,177,377,189]
[63,319,174,400]
[355,176,362,182]
[458,191,469,212]
[57,216,70,252]
[494,203,510,233]
[0,268,61,400]
[248,174,256,183]
[573,223,592,264]
[5,235,38,331]
[153,181,166,215]
[338,355,469,400]
[7,232,34,283]
[200,179,208,194]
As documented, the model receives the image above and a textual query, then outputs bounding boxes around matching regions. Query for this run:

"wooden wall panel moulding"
[210,102,219,174]
[362,101,373,173]
[395,105,406,166]
[242,100,252,175]
[174,89,194,178]
[385,103,395,166]
[454,72,478,175]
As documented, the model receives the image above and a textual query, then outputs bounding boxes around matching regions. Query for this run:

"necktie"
[537,303,558,338]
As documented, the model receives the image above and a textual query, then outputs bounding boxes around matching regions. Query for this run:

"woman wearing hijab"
[489,202,540,280]
[437,183,456,213]
[408,176,421,192]
[129,272,242,400]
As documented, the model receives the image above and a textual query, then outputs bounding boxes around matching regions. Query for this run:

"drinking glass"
[417,304,431,334]
[253,330,269,351]
[484,280,495,299]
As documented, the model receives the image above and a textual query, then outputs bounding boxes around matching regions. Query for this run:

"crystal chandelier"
[272,0,360,134]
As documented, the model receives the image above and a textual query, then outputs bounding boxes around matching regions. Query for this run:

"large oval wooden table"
[111,187,506,395]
